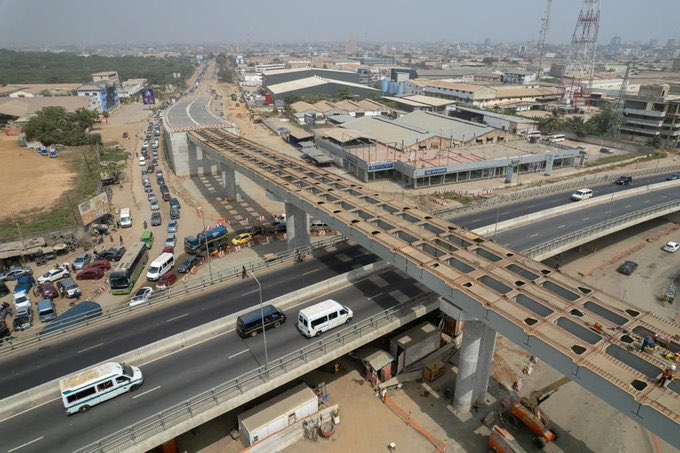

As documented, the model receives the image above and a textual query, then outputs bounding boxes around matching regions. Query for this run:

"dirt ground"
[0,134,75,220]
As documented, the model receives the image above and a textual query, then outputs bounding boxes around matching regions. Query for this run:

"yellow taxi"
[231,233,254,246]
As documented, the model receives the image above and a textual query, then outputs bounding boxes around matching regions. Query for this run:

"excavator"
[502,376,571,449]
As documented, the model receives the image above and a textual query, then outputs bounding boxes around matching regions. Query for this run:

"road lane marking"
[77,343,103,354]
[529,233,539,238]
[643,199,650,203]
[557,224,566,229]
[166,313,189,323]
[8,437,44,452]
[582,217,590,221]
[303,269,319,276]
[228,349,249,359]
[624,204,631,208]
[241,289,258,296]
[132,385,161,400]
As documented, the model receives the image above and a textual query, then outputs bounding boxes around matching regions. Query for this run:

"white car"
[662,241,680,253]
[129,287,154,307]
[37,266,70,284]
[164,234,177,248]
[570,188,593,201]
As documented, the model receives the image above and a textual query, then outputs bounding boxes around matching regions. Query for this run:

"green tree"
[565,116,591,137]
[537,109,564,133]
[337,88,353,100]
[586,107,618,135]
[24,106,95,146]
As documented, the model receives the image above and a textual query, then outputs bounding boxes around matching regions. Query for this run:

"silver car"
[150,201,160,211]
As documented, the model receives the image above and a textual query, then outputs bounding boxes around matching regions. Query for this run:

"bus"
[109,242,148,295]
[59,362,143,414]
[548,134,566,143]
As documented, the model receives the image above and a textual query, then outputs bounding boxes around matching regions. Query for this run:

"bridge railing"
[74,293,438,453]
[0,236,349,356]
[522,199,680,258]
[435,164,680,217]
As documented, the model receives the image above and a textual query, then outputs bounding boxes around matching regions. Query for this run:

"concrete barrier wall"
[0,260,391,421]
[472,180,680,237]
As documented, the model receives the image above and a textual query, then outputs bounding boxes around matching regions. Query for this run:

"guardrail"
[0,236,349,356]
[522,199,680,258]
[74,292,438,453]
[435,164,680,218]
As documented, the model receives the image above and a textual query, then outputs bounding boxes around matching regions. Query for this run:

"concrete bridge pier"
[285,202,310,250]
[219,162,237,202]
[453,320,497,412]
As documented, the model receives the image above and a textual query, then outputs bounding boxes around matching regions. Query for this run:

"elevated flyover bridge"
[189,128,680,447]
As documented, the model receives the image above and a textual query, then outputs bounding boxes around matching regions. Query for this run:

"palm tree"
[565,116,590,137]
[538,109,564,133]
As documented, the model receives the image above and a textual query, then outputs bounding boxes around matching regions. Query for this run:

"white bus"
[297,299,353,338]
[59,362,143,414]
[548,134,566,143]
[146,252,174,281]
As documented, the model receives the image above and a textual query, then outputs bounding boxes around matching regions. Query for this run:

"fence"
[74,292,438,453]
[434,164,680,218]
[522,199,680,258]
[0,236,349,356]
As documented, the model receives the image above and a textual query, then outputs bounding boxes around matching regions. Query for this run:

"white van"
[297,299,353,338]
[571,188,593,201]
[146,252,174,281]
[139,156,146,166]
[119,208,132,228]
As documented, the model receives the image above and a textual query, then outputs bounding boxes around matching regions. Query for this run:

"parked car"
[169,207,181,220]
[162,191,171,202]
[36,299,57,323]
[76,268,105,280]
[150,201,160,211]
[34,283,59,300]
[162,246,174,254]
[147,192,157,202]
[72,253,93,271]
[662,241,680,253]
[615,175,633,186]
[167,220,178,234]
[272,214,286,225]
[151,212,162,226]
[271,223,287,234]
[164,234,177,248]
[96,246,126,262]
[13,306,33,331]
[56,278,81,298]
[0,267,32,282]
[146,165,155,175]
[617,261,639,276]
[177,255,204,273]
[169,198,181,210]
[14,280,33,296]
[232,233,254,246]
[156,272,178,290]
[310,220,329,231]
[86,260,112,271]
[144,184,153,194]
[129,287,153,307]
[37,266,70,284]
[244,225,264,236]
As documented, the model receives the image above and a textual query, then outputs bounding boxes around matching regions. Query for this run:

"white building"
[501,69,537,85]
[118,78,147,98]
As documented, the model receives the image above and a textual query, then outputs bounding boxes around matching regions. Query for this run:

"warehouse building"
[381,94,455,113]
[262,67,360,88]
[265,76,379,106]
[449,106,538,135]
[314,111,579,187]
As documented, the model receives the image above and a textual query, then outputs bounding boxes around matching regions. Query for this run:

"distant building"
[359,56,396,66]
[620,84,680,146]
[77,81,119,113]
[501,69,537,85]
[418,80,559,108]
[6,83,81,98]
[0,96,93,126]
[254,63,286,74]
[265,76,378,106]
[672,59,680,72]
[381,94,455,114]
[288,98,388,125]
[262,67,360,88]
[91,71,120,87]
[449,106,538,135]
[117,78,147,98]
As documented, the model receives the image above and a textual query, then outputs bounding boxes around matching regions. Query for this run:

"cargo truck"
[184,225,228,254]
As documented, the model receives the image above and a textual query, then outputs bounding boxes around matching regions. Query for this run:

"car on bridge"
[570,188,593,201]
[617,261,639,276]
[666,174,680,181]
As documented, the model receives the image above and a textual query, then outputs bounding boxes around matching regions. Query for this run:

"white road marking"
[302,269,319,276]
[77,343,103,354]
[624,205,631,208]
[582,217,590,221]
[241,289,258,296]
[8,437,44,452]
[643,199,650,203]
[228,349,249,359]
[166,313,189,323]
[529,233,539,238]
[557,224,566,229]
[132,385,161,400]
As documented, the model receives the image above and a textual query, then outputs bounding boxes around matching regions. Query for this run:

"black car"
[666,174,680,181]
[151,212,162,226]
[177,255,204,273]
[245,225,265,236]
[271,223,287,234]
[615,175,632,185]
[617,261,639,276]
[169,207,181,220]
[97,246,126,262]
[146,165,155,175]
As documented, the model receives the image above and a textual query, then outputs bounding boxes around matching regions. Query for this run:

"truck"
[184,225,228,254]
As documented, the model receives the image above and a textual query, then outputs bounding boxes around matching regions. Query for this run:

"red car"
[85,260,111,271]
[33,283,59,300]
[76,268,105,280]
[156,272,177,290]
[162,246,174,254]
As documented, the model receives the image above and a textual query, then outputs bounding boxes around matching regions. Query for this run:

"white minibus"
[297,299,353,338]
[60,362,143,414]
[146,252,174,281]
[119,208,132,228]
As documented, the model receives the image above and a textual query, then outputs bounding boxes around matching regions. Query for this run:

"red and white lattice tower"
[535,0,553,81]
[563,0,600,107]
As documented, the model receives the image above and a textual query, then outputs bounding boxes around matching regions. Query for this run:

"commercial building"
[0,96,93,126]
[262,67,360,88]
[381,94,455,113]
[501,69,537,85]
[620,84,680,146]
[117,78,147,98]
[288,99,388,125]
[76,81,119,114]
[265,76,379,106]
[449,106,538,135]
[91,71,120,86]
[313,110,577,187]
[418,81,559,109]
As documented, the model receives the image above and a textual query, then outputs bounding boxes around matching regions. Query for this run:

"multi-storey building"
[621,84,680,146]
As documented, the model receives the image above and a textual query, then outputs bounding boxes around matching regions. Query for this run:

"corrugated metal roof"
[267,76,379,95]
[456,106,538,124]
[341,116,433,147]
[239,383,317,432]
[0,96,92,118]
[393,111,495,141]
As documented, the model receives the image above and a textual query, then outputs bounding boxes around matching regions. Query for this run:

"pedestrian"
[116,220,120,229]
[658,365,676,387]
[241,265,248,279]
[109,235,114,243]
[119,235,123,246]
[143,220,148,230]
[641,335,656,353]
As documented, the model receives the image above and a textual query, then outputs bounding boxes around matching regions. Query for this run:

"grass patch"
[0,146,100,240]
[586,153,636,167]
[100,147,130,163]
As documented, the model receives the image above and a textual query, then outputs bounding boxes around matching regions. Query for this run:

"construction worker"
[658,365,676,387]
[640,335,656,353]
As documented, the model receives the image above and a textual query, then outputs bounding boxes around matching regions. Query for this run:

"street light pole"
[492,203,502,241]
[200,211,214,282]
[250,271,268,368]
[605,191,615,224]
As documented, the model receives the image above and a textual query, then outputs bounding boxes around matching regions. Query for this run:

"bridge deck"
[189,128,680,447]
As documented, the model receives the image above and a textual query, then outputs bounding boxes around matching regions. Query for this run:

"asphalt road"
[449,171,679,229]
[0,268,426,453]
[0,245,378,398]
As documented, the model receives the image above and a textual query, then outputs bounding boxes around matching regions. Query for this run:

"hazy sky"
[0,0,678,47]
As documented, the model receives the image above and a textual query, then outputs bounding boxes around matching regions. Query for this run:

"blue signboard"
[424,167,447,176]
[368,162,394,172]
[304,113,316,127]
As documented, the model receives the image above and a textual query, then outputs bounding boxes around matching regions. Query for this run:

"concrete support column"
[219,163,237,202]
[285,202,309,250]
[473,323,497,405]
[505,164,514,184]
[453,320,483,413]
[544,154,555,176]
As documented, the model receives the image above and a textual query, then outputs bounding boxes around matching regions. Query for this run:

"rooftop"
[382,95,455,108]
[263,67,356,77]
[0,96,92,118]
[393,110,495,141]
[267,76,379,95]
[238,383,317,432]
[455,106,538,124]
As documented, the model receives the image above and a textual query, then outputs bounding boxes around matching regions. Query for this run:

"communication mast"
[536,0,553,81]
[612,63,631,136]
[564,0,600,107]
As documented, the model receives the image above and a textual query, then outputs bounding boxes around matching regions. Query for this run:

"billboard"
[78,192,110,225]
[142,87,156,105]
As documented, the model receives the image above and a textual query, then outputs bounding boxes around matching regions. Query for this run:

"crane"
[536,0,553,82]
